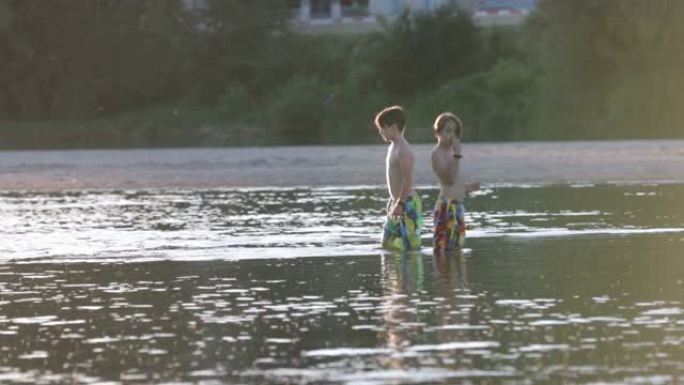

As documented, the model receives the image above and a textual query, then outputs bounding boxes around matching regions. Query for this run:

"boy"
[431,112,479,251]
[375,106,424,251]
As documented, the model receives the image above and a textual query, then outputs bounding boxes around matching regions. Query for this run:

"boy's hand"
[467,181,481,194]
[452,141,462,158]
[390,202,404,218]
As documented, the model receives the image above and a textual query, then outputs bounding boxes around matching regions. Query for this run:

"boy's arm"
[430,149,439,175]
[452,140,462,158]
[390,154,414,217]
[398,152,415,202]
[390,152,415,217]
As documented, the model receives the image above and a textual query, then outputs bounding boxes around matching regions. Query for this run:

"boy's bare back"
[386,139,416,203]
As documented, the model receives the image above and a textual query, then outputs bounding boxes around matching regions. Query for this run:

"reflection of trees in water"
[378,249,472,368]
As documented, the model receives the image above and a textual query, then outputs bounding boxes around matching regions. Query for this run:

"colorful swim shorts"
[433,196,466,250]
[382,195,424,251]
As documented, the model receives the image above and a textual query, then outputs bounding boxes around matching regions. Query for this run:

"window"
[311,0,332,19]
[341,0,369,17]
[289,0,301,18]
[391,0,402,15]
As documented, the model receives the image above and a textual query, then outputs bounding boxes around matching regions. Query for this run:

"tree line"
[0,0,681,148]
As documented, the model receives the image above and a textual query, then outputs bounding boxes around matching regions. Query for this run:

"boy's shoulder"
[397,138,413,151]
[397,141,415,161]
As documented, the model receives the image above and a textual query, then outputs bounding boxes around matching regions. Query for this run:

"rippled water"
[2,184,683,261]
[0,184,683,384]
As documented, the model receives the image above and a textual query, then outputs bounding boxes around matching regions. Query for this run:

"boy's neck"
[390,133,406,144]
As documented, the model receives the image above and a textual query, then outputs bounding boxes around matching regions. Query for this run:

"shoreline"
[0,140,683,191]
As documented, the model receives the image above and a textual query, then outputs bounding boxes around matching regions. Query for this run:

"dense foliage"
[529,0,684,139]
[0,0,681,148]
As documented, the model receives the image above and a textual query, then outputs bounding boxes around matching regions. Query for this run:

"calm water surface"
[0,184,683,384]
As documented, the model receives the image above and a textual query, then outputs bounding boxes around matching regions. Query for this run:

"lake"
[0,183,683,384]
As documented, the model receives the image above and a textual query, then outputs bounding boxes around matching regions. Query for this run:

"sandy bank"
[0,140,682,191]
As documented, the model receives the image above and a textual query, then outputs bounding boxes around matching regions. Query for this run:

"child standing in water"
[431,112,479,251]
[375,106,424,251]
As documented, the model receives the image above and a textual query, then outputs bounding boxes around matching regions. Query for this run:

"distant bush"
[262,75,331,144]
[217,85,252,121]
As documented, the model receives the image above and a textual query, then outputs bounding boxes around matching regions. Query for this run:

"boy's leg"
[403,195,423,250]
[451,203,466,249]
[382,216,401,250]
[382,199,404,250]
[382,196,424,251]
[433,197,449,250]
[435,198,466,250]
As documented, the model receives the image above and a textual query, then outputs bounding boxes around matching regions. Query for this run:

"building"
[475,0,538,26]
[290,0,478,33]
[289,0,535,32]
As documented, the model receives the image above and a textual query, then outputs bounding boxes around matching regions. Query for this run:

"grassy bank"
[1,103,677,151]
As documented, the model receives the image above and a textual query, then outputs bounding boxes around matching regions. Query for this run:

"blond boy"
[375,106,424,251]
[431,112,479,250]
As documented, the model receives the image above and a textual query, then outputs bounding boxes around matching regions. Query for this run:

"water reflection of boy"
[433,248,469,291]
[378,251,471,364]
[378,252,428,371]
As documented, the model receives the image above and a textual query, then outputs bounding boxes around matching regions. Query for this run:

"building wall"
[474,0,537,26]
[291,0,529,32]
[369,0,477,17]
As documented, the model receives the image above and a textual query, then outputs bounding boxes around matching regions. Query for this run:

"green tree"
[0,0,194,119]
[528,0,684,138]
[187,0,291,103]
[372,6,483,97]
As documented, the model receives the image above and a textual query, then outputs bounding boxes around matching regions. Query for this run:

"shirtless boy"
[431,112,479,251]
[375,106,424,251]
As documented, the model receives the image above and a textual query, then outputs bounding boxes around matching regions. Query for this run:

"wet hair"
[433,112,463,138]
[374,105,406,132]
